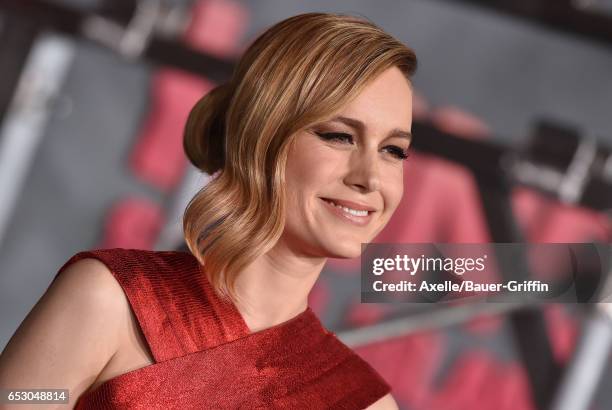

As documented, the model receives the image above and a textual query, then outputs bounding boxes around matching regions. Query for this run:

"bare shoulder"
[0,257,129,405]
[365,393,399,410]
[44,257,125,304]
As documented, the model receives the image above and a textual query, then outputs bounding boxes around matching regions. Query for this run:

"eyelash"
[315,132,410,161]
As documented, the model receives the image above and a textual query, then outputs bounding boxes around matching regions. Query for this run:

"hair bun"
[183,83,232,175]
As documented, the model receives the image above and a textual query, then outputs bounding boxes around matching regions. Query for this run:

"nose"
[343,149,381,193]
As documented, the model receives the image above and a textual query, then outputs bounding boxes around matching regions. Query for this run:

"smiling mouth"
[320,198,374,226]
[321,198,370,215]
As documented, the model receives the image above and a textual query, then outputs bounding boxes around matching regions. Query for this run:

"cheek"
[285,165,336,208]
[284,137,342,201]
[382,169,405,216]
[285,152,318,202]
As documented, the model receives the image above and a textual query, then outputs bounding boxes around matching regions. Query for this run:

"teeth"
[325,199,369,216]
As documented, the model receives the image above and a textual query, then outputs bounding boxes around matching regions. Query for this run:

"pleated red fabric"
[51,248,390,409]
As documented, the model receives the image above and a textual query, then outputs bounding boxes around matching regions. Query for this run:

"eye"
[314,131,410,161]
[383,145,411,161]
[315,132,354,144]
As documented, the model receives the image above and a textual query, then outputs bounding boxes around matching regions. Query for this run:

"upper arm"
[0,258,127,407]
[365,393,399,410]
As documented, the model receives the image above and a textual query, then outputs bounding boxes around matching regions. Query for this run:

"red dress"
[51,248,391,409]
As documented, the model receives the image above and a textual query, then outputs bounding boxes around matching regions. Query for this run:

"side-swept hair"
[183,12,417,304]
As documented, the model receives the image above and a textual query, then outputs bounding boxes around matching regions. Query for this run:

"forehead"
[338,67,413,132]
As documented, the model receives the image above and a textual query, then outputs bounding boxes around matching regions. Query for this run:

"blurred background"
[1,0,611,409]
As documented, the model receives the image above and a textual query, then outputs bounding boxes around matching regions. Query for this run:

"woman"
[0,12,416,409]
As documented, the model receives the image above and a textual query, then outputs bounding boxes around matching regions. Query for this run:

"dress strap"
[53,248,250,363]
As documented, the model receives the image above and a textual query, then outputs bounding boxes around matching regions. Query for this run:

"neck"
[232,237,327,333]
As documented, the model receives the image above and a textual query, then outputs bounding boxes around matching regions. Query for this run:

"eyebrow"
[329,115,412,142]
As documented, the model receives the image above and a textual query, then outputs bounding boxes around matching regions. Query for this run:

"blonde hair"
[183,12,417,304]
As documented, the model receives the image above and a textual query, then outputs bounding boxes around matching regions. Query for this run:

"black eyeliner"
[315,131,410,160]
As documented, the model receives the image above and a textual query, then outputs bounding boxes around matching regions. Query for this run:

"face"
[281,66,413,259]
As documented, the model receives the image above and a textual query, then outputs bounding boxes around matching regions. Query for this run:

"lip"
[319,198,375,227]
[320,197,377,212]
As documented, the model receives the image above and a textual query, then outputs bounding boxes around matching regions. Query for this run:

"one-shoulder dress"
[50,248,391,409]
